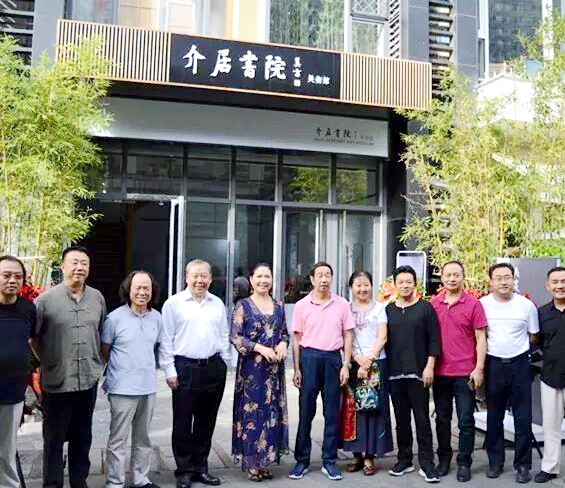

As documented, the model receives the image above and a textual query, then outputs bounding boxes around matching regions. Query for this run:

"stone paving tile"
[17,369,555,488]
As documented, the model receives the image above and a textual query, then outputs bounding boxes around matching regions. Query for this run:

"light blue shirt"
[101,304,162,395]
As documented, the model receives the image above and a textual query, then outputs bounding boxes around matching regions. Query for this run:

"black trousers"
[486,353,532,469]
[390,379,434,468]
[294,348,341,464]
[433,376,476,467]
[42,385,97,488]
[172,355,227,478]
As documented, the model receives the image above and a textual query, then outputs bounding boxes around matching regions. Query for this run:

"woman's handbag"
[352,336,382,412]
[353,380,380,412]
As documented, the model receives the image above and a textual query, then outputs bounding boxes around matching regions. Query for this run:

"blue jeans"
[486,352,532,469]
[433,376,476,467]
[294,347,341,465]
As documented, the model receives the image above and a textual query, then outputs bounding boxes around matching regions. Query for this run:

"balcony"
[56,19,431,111]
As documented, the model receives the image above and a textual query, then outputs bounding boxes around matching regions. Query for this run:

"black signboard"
[169,34,341,99]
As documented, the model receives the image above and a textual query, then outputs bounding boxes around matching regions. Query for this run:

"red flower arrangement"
[20,282,44,303]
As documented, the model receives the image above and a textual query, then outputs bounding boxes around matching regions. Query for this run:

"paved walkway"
[18,370,557,487]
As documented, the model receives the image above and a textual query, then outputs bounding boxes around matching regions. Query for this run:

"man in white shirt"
[159,260,230,488]
[480,263,539,484]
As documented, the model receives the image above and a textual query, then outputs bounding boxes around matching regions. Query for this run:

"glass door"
[168,196,185,297]
[282,209,381,307]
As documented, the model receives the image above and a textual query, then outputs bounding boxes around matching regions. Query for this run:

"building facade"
[0,0,35,60]
[30,1,430,312]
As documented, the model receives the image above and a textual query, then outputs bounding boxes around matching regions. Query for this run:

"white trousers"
[0,401,24,488]
[106,394,156,488]
[541,381,565,474]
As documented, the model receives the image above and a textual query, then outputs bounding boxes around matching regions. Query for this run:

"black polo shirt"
[0,296,36,404]
[539,301,565,389]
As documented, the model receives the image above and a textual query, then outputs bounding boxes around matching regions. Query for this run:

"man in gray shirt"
[101,271,162,488]
[33,246,106,488]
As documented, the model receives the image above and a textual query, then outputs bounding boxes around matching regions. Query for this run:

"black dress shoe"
[516,466,531,484]
[192,472,221,486]
[534,471,557,483]
[487,465,503,478]
[176,474,192,488]
[457,465,471,482]
[437,460,451,477]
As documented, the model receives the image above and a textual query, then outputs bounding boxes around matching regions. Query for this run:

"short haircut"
[393,265,417,283]
[119,270,159,309]
[62,245,91,262]
[348,270,373,287]
[488,262,514,278]
[185,259,212,275]
[0,255,26,281]
[309,261,333,277]
[441,260,465,275]
[547,266,565,279]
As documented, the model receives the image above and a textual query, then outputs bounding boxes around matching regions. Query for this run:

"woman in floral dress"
[230,263,289,481]
[342,270,393,475]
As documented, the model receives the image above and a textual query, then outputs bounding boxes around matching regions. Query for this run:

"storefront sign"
[96,98,388,157]
[169,34,341,99]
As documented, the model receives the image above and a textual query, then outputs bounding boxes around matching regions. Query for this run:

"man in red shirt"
[431,261,487,482]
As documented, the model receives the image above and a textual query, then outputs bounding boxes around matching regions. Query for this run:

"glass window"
[270,0,344,50]
[187,144,230,198]
[185,202,229,302]
[352,21,386,55]
[235,205,275,277]
[336,154,379,205]
[282,151,330,203]
[126,141,183,194]
[96,140,123,194]
[66,0,116,23]
[344,212,374,278]
[284,209,319,303]
[235,148,276,200]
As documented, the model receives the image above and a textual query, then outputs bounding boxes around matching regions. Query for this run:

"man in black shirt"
[0,255,36,488]
[534,266,565,483]
[386,266,441,483]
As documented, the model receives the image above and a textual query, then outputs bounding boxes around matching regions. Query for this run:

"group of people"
[1,247,565,488]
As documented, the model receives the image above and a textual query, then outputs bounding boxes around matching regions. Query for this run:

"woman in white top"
[342,271,393,476]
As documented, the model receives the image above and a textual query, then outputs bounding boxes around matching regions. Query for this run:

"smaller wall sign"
[169,34,341,99]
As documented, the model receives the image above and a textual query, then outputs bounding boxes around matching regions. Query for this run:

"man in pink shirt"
[288,262,354,482]
[431,261,487,482]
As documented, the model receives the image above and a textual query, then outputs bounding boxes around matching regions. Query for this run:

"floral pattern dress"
[230,297,290,469]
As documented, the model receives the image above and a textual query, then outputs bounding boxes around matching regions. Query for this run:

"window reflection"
[235,148,276,200]
[185,202,229,301]
[284,210,318,303]
[187,144,230,198]
[336,154,379,205]
[270,0,344,50]
[282,152,330,203]
[126,142,183,194]
[235,206,274,276]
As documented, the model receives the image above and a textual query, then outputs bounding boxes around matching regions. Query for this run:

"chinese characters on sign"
[170,34,341,99]
[314,126,376,148]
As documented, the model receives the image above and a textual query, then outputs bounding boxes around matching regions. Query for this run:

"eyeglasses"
[492,275,514,283]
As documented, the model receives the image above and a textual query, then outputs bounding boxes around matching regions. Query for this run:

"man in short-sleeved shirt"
[534,267,565,483]
[101,271,162,488]
[480,263,539,484]
[34,246,106,488]
[0,256,36,488]
[289,261,354,482]
[431,261,487,482]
